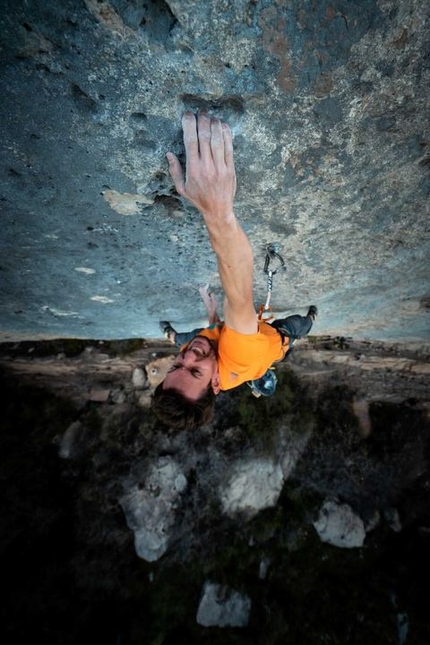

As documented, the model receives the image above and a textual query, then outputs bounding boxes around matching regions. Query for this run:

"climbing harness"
[258,242,286,322]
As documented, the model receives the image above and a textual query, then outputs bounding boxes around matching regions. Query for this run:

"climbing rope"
[258,243,286,321]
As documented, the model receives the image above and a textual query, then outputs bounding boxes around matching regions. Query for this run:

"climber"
[151,111,317,430]
[159,284,314,397]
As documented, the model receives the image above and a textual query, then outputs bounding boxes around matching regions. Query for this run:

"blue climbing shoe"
[159,321,177,343]
[307,305,318,320]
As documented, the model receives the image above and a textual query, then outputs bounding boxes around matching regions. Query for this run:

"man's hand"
[166,111,236,221]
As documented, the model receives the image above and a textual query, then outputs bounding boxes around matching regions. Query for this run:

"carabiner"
[259,243,286,320]
[263,243,286,277]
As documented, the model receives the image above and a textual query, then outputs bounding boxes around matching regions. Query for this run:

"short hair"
[151,382,216,431]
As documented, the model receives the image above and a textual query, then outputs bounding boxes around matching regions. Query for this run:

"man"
[151,111,317,430]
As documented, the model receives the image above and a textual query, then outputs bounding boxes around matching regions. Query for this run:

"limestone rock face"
[313,499,366,548]
[58,420,82,459]
[119,457,187,561]
[131,366,146,389]
[0,0,429,342]
[219,458,284,517]
[196,581,251,628]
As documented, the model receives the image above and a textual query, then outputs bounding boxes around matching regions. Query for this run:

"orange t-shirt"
[190,322,289,391]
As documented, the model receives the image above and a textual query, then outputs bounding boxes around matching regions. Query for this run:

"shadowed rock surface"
[0,339,429,643]
[1,0,429,342]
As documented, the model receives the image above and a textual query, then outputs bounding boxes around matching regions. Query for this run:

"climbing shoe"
[159,321,177,344]
[307,305,318,321]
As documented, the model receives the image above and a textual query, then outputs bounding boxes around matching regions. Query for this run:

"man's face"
[162,336,220,401]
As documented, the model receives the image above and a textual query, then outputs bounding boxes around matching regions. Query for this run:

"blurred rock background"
[1,338,429,644]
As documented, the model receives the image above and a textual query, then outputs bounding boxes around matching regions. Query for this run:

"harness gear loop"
[258,243,286,321]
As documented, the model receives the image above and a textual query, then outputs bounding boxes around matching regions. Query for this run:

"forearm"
[203,213,256,332]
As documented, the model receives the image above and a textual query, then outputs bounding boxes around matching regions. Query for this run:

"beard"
[193,335,218,359]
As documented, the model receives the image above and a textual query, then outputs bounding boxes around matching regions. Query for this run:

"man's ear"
[211,372,221,395]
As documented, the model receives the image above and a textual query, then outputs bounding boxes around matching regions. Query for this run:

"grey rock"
[131,366,146,389]
[196,581,251,628]
[88,388,111,402]
[280,425,313,479]
[313,499,366,548]
[119,457,187,561]
[59,420,82,459]
[219,458,284,517]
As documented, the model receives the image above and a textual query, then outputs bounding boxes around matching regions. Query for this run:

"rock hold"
[131,366,146,389]
[313,499,366,549]
[196,581,251,628]
[59,420,82,459]
[119,457,187,561]
[219,458,284,518]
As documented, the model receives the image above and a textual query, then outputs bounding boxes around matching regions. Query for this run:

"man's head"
[151,336,220,430]
[163,336,220,398]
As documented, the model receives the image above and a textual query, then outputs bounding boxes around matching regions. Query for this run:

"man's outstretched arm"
[167,111,258,335]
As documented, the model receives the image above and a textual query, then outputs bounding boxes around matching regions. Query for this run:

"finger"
[197,111,212,163]
[166,153,185,195]
[222,122,234,168]
[182,111,198,162]
[210,118,225,166]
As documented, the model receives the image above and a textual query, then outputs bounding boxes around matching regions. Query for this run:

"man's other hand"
[166,111,236,221]
[199,284,220,325]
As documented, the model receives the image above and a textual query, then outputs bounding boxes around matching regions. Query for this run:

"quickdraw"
[258,243,286,322]
[248,243,286,398]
